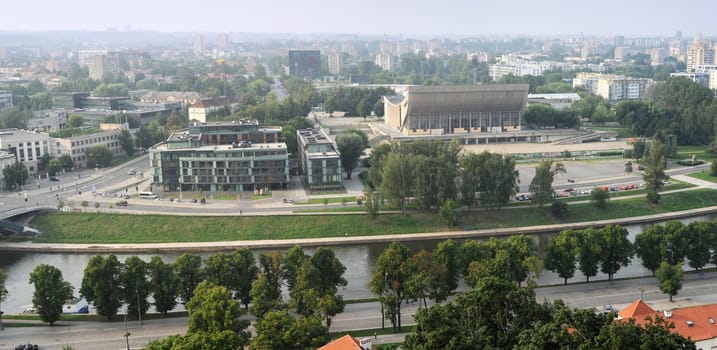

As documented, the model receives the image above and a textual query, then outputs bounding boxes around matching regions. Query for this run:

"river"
[0,215,713,314]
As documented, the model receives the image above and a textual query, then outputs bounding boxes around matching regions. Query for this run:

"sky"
[3,0,714,37]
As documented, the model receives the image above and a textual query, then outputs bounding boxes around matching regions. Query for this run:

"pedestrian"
[374,332,377,339]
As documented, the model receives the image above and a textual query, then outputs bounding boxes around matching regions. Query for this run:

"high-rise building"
[193,34,205,57]
[375,53,394,71]
[574,73,652,102]
[87,52,120,80]
[78,50,107,67]
[686,39,715,72]
[288,50,321,79]
[327,53,342,75]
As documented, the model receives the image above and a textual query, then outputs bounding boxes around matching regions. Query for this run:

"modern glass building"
[288,50,321,79]
[297,128,342,192]
[150,121,288,192]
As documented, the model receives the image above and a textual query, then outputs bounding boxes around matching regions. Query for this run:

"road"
[5,270,717,349]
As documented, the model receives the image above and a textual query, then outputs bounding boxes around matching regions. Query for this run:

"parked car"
[49,176,60,181]
[636,165,645,171]
[567,179,576,183]
[115,200,128,207]
[563,188,574,192]
[128,169,136,175]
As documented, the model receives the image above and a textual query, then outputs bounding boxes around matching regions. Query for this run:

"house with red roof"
[619,299,717,349]
[318,334,374,350]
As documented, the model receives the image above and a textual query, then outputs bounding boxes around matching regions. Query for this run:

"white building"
[50,129,125,169]
[574,73,652,102]
[375,53,394,71]
[0,129,51,174]
[28,110,68,132]
[328,53,342,75]
[489,62,553,81]
[77,50,107,67]
[693,64,717,90]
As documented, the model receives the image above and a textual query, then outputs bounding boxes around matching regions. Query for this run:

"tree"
[403,277,544,350]
[656,262,684,302]
[336,132,366,179]
[80,255,123,320]
[551,201,568,221]
[186,282,250,345]
[148,256,178,316]
[432,239,461,293]
[310,247,347,294]
[174,253,204,305]
[85,145,114,168]
[684,221,713,271]
[3,161,28,191]
[545,230,578,284]
[120,256,150,318]
[118,129,135,157]
[529,160,558,207]
[643,140,667,205]
[369,241,412,333]
[634,224,666,274]
[249,274,280,320]
[250,311,328,350]
[282,246,309,291]
[380,153,414,212]
[575,228,602,282]
[598,225,633,281]
[66,114,84,128]
[438,199,459,226]
[0,107,30,129]
[590,187,609,209]
[231,249,258,310]
[58,155,74,171]
[29,264,74,325]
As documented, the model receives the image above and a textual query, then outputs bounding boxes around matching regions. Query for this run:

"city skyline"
[3,0,715,38]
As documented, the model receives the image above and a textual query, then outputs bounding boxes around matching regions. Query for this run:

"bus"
[138,191,157,199]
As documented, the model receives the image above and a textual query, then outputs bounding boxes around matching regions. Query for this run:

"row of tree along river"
[0,214,712,314]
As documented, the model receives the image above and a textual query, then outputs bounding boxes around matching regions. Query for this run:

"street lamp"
[381,271,388,330]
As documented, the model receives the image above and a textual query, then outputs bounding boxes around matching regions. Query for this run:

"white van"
[138,191,157,199]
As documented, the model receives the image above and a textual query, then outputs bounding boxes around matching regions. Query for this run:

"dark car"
[115,200,128,207]
[49,176,60,181]
[637,165,645,171]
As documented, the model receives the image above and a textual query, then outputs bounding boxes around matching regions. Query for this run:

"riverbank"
[4,202,717,253]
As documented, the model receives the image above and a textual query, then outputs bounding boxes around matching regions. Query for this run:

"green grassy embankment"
[26,189,717,244]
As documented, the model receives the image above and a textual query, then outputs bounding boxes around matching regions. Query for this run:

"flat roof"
[298,128,334,145]
[155,142,286,152]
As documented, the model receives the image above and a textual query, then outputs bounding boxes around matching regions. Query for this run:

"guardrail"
[0,206,55,220]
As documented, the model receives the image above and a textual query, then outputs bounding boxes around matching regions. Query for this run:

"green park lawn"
[27,189,717,244]
[688,171,717,184]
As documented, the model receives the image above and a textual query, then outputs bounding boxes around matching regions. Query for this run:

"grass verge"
[25,189,717,244]
[295,196,358,205]
[688,171,717,184]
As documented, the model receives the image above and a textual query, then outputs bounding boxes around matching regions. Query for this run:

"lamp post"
[123,308,131,350]
[381,271,388,330]
[136,288,142,326]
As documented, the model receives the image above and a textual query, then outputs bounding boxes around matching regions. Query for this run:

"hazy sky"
[4,0,714,37]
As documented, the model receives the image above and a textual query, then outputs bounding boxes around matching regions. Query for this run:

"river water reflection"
[0,214,713,313]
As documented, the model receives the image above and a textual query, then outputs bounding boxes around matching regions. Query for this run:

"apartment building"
[297,128,342,192]
[150,121,289,192]
[51,129,125,169]
[0,129,51,174]
[574,73,652,102]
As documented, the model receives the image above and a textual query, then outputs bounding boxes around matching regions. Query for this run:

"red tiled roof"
[618,299,656,319]
[621,301,717,342]
[318,334,371,350]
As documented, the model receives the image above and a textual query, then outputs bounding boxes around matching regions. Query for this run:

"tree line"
[17,247,347,349]
[366,141,519,213]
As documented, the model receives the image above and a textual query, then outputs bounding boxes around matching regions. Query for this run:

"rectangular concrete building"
[297,128,342,192]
